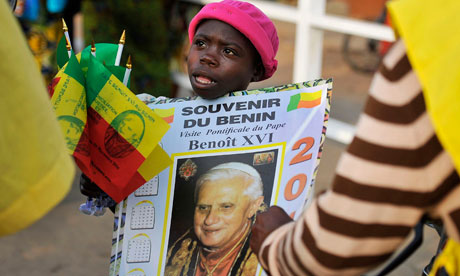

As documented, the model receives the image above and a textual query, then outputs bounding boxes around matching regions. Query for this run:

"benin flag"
[49,53,91,172]
[153,108,175,124]
[85,55,171,202]
[287,90,322,111]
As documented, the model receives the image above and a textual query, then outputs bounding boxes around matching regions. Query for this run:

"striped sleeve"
[258,40,460,276]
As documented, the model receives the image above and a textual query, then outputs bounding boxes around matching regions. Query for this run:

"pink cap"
[188,0,279,80]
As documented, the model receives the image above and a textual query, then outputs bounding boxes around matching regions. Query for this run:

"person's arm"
[251,40,460,275]
[0,0,75,236]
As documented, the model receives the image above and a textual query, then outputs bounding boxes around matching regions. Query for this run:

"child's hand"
[250,206,293,256]
[80,173,105,198]
[79,174,116,214]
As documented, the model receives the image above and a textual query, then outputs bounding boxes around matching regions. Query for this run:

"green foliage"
[83,0,180,96]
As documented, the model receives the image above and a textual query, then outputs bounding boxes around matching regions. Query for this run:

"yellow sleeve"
[0,0,75,236]
[388,0,460,173]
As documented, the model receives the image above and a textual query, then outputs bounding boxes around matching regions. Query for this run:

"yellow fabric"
[388,0,460,173]
[0,0,75,236]
[429,239,460,276]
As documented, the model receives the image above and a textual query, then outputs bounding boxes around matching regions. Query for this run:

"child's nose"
[200,50,219,67]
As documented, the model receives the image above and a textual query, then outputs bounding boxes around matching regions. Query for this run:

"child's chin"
[193,88,227,99]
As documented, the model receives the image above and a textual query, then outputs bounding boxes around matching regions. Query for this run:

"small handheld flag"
[83,55,171,202]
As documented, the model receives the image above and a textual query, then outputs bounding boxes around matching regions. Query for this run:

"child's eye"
[195,40,206,48]
[223,48,237,56]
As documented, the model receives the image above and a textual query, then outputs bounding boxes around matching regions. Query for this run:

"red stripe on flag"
[85,107,146,202]
[73,123,91,173]
[162,115,174,124]
[298,98,321,108]
[125,171,148,198]
[47,77,61,98]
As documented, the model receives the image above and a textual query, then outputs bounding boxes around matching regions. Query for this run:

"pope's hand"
[250,206,293,256]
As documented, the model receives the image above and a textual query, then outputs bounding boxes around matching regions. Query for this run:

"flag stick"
[62,18,72,51]
[115,30,126,66]
[123,55,132,86]
[91,39,96,57]
[65,36,72,58]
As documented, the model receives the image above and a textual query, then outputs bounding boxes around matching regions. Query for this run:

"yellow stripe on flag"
[52,73,86,118]
[137,145,172,181]
[51,72,87,153]
[153,108,175,124]
[299,90,322,101]
[153,108,174,118]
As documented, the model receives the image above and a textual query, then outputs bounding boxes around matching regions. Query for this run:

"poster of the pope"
[165,151,279,276]
[109,79,332,276]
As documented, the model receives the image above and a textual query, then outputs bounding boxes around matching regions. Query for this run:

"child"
[186,0,278,98]
[80,0,279,206]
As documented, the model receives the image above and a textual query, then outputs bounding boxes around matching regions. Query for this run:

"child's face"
[187,20,263,99]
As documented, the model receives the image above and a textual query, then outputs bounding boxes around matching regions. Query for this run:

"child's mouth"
[195,75,215,85]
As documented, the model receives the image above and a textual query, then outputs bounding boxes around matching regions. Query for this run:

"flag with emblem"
[85,55,171,202]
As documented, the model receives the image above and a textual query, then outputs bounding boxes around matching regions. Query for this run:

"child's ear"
[250,62,264,82]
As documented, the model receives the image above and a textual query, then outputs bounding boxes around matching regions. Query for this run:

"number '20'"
[284,137,314,201]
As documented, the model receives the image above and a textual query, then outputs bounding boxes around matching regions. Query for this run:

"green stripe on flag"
[287,94,301,111]
[64,54,85,86]
[79,43,118,69]
[56,36,69,69]
[86,55,111,105]
[106,65,131,88]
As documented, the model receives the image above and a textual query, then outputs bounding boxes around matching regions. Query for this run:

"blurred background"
[0,0,439,275]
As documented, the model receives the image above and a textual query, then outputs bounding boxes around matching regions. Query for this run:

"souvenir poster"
[110,79,332,276]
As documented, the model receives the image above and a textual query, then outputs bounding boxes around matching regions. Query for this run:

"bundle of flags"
[49,28,171,202]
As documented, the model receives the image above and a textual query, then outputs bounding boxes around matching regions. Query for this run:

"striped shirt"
[258,40,460,276]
